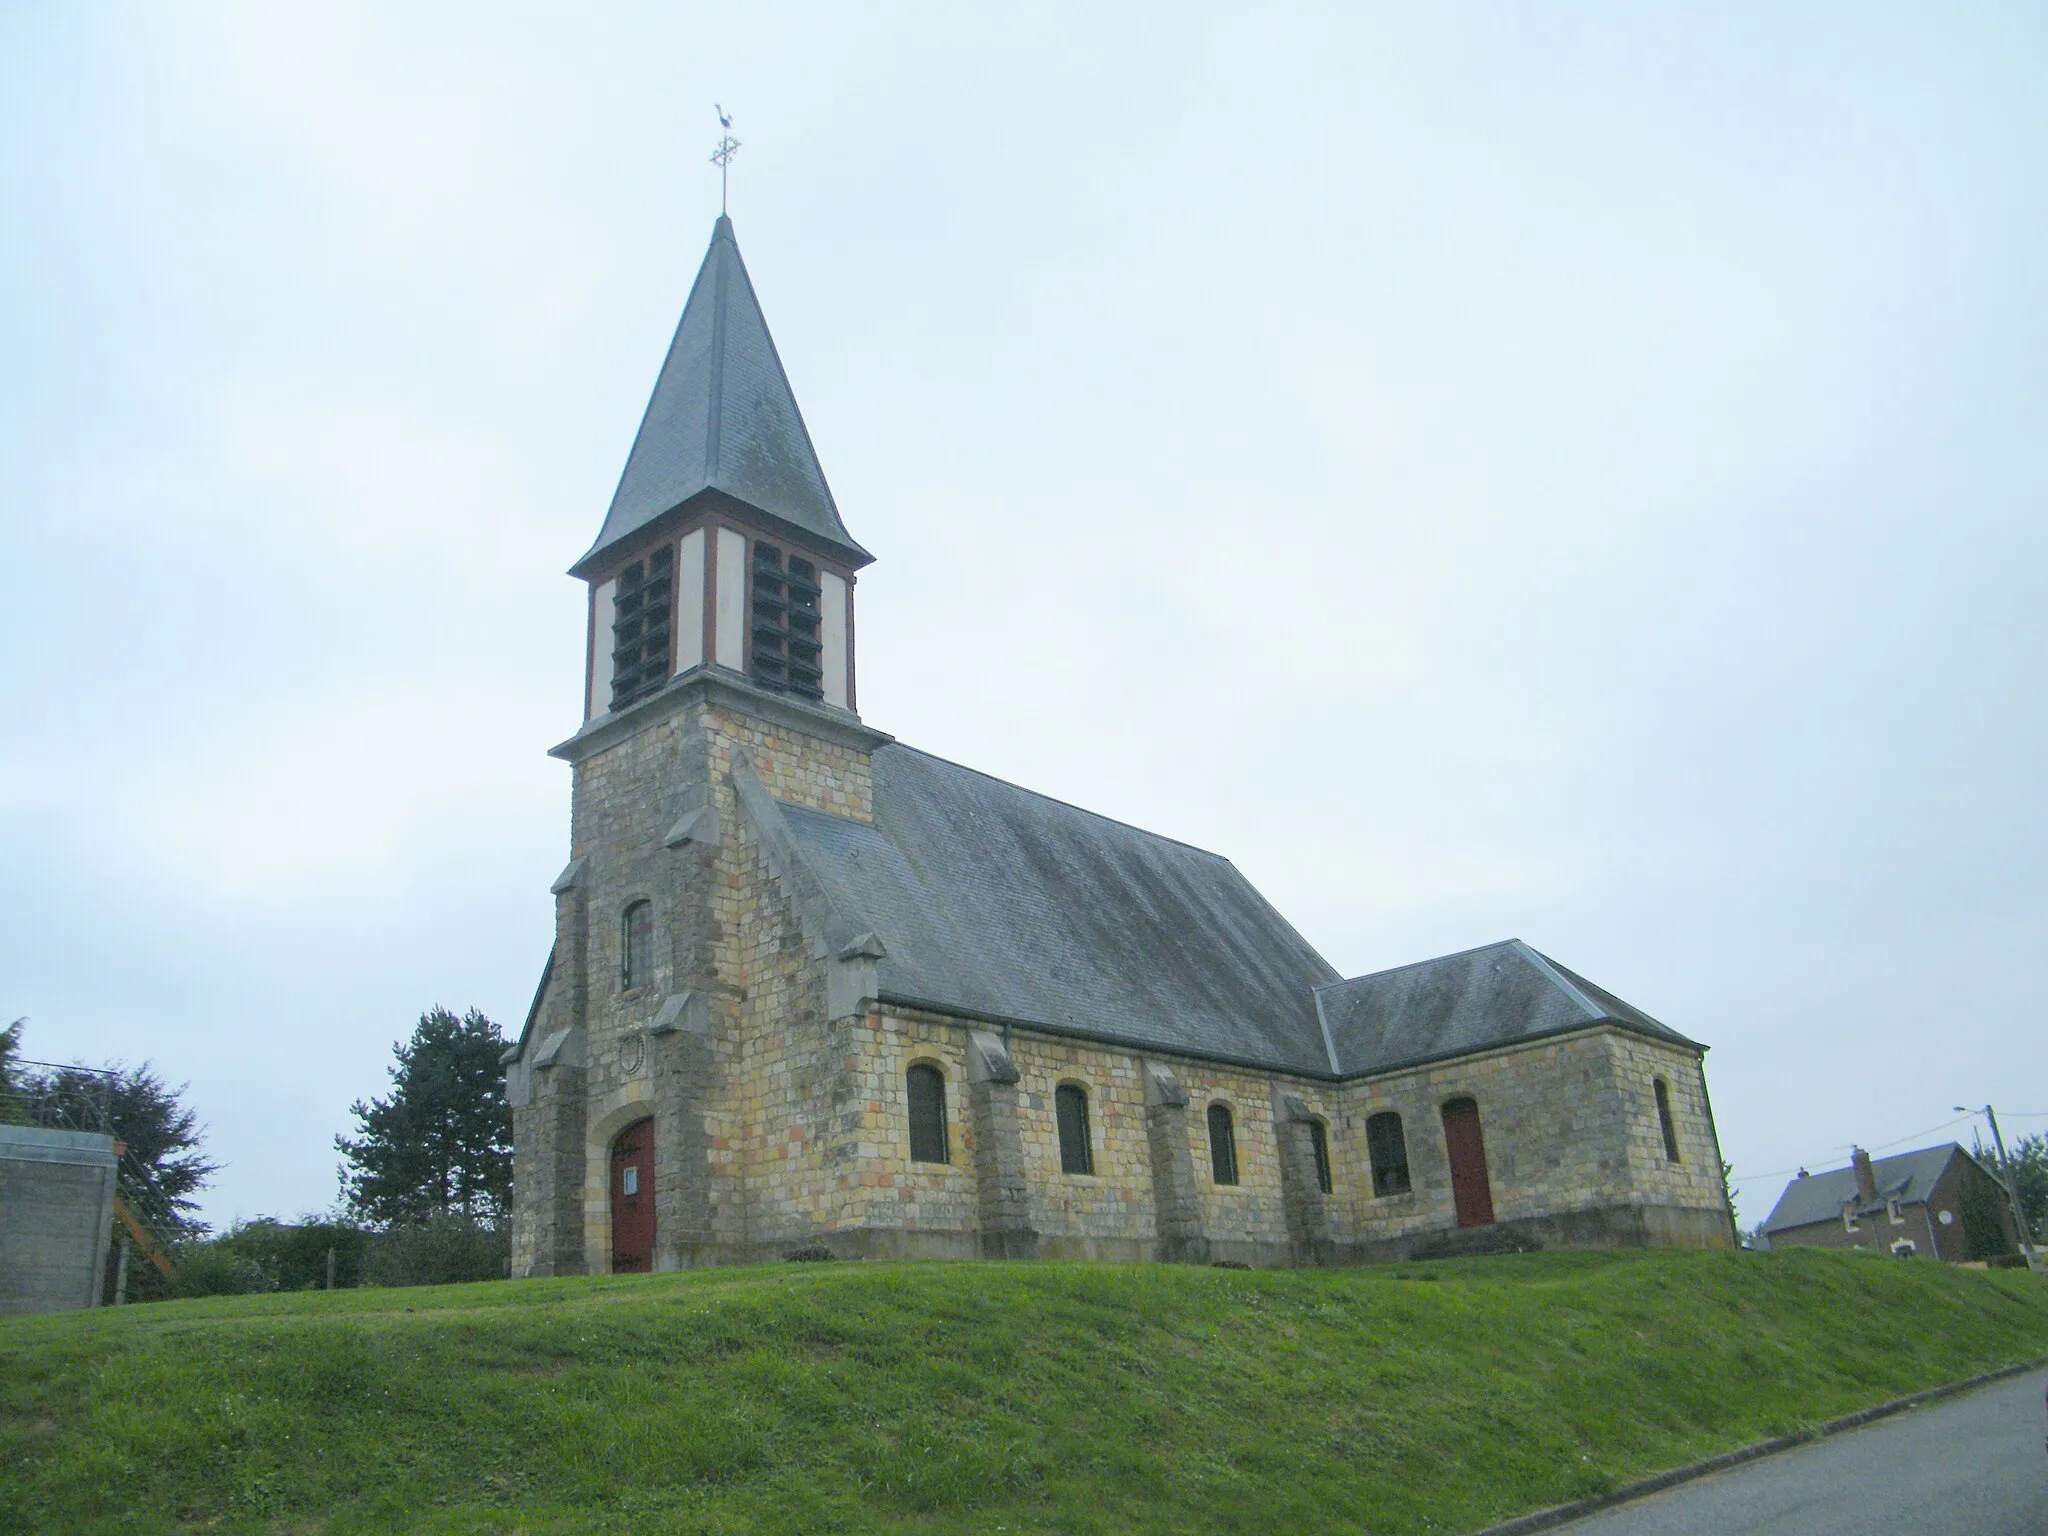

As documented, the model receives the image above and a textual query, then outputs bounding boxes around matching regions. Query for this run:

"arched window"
[1653,1077,1681,1163]
[1366,1111,1411,1196]
[907,1063,949,1164]
[620,900,652,990]
[1207,1103,1238,1186]
[1309,1118,1334,1195]
[1055,1083,1093,1175]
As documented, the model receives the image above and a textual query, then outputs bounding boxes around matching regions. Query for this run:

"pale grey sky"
[3,3,2044,1229]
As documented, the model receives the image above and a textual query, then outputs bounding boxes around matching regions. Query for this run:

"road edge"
[1472,1354,2048,1536]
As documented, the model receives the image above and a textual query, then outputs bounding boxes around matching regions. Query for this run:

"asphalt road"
[1547,1371,2048,1535]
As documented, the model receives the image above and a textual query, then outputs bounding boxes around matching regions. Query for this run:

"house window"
[1055,1083,1093,1175]
[748,541,823,700]
[1307,1117,1334,1195]
[620,900,652,990]
[1653,1077,1681,1163]
[907,1064,949,1164]
[1842,1205,1860,1233]
[1207,1103,1238,1186]
[611,546,674,710]
[1887,1198,1904,1226]
[1891,1240,1917,1258]
[1366,1112,1411,1196]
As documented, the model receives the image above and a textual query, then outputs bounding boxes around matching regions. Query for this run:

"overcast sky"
[4,4,2044,1231]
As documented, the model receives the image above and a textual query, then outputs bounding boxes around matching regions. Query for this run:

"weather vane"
[711,104,740,215]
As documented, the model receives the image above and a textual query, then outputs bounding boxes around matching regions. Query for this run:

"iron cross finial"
[711,105,740,215]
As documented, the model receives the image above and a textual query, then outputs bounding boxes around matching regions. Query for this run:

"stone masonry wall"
[516,679,1732,1272]
[514,681,887,1276]
[1602,1033,1729,1223]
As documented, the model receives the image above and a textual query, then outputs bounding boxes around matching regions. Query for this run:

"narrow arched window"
[1055,1083,1093,1175]
[1366,1111,1411,1196]
[907,1063,949,1164]
[620,900,652,990]
[1654,1077,1681,1163]
[1207,1103,1238,1186]
[1309,1118,1334,1195]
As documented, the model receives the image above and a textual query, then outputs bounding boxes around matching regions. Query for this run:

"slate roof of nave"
[1315,939,1701,1078]
[574,216,869,577]
[779,744,1344,1075]
[774,748,1703,1079]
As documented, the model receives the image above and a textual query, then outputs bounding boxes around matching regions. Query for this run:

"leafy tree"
[1959,1171,2015,1260]
[2007,1133,2046,1243]
[336,1007,512,1227]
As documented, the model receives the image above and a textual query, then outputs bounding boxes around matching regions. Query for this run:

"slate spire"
[574,216,869,576]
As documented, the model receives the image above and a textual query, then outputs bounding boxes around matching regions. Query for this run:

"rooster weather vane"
[711,105,740,214]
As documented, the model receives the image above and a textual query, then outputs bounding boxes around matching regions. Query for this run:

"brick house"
[1760,1144,2017,1262]
[504,216,1739,1275]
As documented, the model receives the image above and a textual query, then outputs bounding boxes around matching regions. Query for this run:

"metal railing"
[0,1058,115,1134]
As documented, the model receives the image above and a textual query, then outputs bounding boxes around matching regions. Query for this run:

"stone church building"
[506,216,1737,1275]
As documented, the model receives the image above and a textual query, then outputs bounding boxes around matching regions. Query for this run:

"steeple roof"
[573,215,869,577]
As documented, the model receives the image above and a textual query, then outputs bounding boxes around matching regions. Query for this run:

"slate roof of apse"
[575,216,869,577]
[1760,1144,1968,1233]
[1313,939,1701,1077]
[777,744,1345,1074]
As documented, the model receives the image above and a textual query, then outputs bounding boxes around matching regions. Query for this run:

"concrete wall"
[0,1125,117,1314]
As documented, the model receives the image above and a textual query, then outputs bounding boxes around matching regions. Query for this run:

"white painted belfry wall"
[587,578,616,720]
[821,572,849,710]
[714,527,746,670]
[676,528,706,672]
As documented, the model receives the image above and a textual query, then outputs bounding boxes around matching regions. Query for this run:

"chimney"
[1852,1146,1878,1202]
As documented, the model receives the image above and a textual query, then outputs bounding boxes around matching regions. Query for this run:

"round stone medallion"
[619,1032,646,1076]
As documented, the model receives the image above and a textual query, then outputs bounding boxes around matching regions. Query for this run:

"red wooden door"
[610,1119,655,1273]
[1440,1098,1496,1228]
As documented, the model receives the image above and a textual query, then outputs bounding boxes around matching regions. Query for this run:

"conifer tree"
[24,1045,218,1238]
[336,1007,512,1227]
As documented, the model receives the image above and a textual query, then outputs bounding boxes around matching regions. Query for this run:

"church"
[505,215,1737,1275]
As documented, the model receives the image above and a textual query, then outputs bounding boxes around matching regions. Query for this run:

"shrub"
[364,1215,508,1287]
[225,1217,374,1290]
[167,1241,276,1299]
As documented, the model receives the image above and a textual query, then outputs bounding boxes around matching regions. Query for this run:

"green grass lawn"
[2,1249,2044,1536]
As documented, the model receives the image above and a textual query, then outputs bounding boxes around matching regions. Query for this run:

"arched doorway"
[1440,1098,1495,1228]
[609,1118,655,1273]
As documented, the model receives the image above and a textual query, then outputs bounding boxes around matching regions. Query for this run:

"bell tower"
[569,214,872,720]
[508,215,888,1279]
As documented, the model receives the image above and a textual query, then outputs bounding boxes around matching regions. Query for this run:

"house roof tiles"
[1760,1144,1972,1233]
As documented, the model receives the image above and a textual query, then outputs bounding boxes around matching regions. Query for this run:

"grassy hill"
[2,1249,2044,1535]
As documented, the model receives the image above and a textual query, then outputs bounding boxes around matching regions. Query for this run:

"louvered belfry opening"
[611,546,674,710]
[749,540,823,699]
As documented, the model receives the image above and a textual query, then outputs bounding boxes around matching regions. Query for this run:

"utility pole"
[1958,1104,2038,1265]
